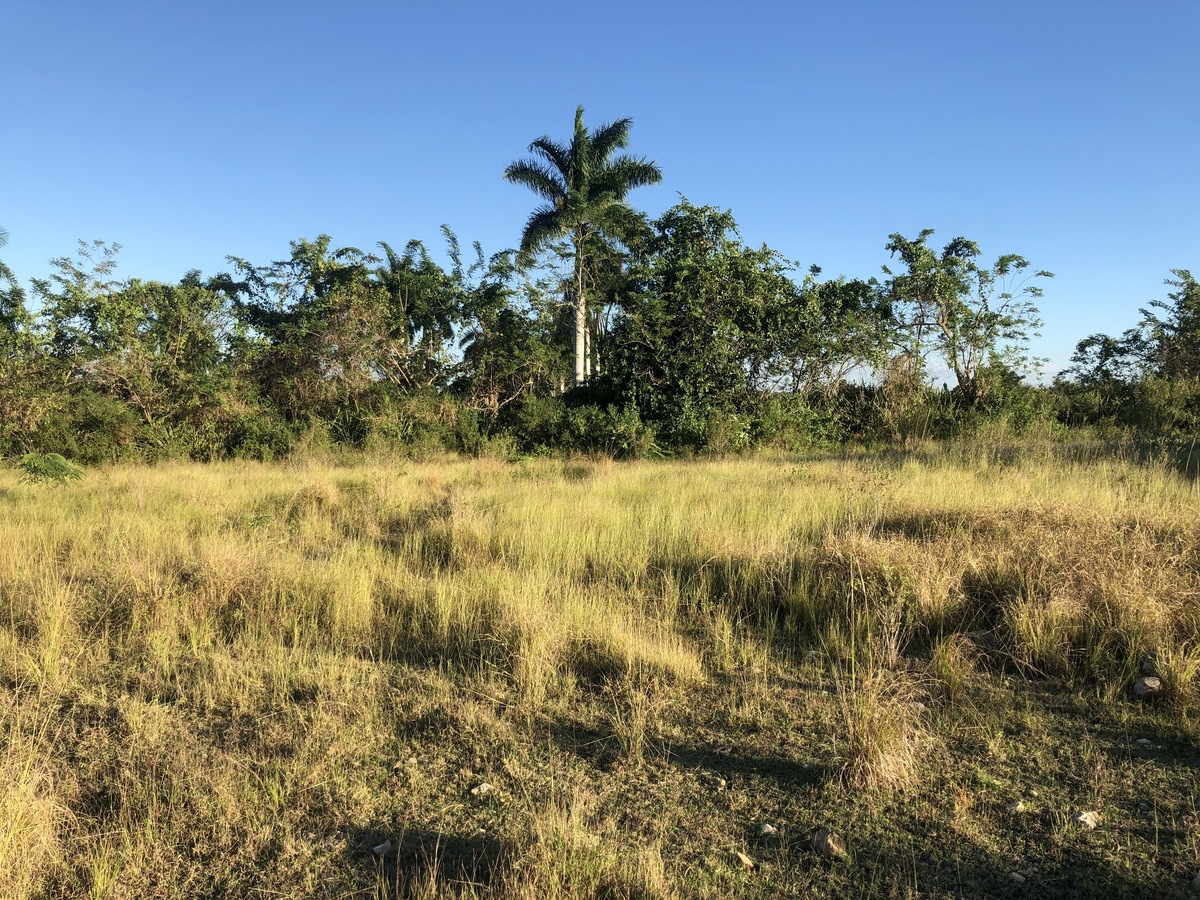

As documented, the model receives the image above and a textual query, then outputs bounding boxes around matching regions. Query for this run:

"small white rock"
[372,839,394,857]
[1135,738,1153,746]
[758,823,777,837]
[1008,872,1026,884]
[1071,811,1100,830]
[470,782,493,797]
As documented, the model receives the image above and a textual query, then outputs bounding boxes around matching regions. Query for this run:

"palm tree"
[505,106,662,386]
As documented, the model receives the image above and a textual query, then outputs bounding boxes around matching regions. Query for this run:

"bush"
[364,393,482,457]
[563,404,660,458]
[701,409,751,455]
[28,391,141,463]
[506,395,568,453]
[1130,376,1200,436]
[17,453,85,486]
[751,394,842,450]
[221,404,297,461]
[506,396,659,458]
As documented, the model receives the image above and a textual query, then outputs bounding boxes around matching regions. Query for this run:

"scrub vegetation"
[1,109,1195,467]
[3,441,1200,898]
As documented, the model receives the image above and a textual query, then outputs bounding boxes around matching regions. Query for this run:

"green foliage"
[604,201,800,447]
[361,392,484,457]
[1141,269,1200,379]
[505,396,658,458]
[762,271,892,395]
[455,248,567,420]
[560,404,659,458]
[0,260,30,354]
[17,453,85,485]
[28,390,142,463]
[374,229,464,381]
[13,158,1197,458]
[219,236,398,421]
[1127,376,1200,435]
[1058,270,1199,435]
[505,105,662,386]
[883,230,1050,409]
[751,394,843,450]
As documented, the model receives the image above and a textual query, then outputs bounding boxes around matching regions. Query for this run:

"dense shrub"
[750,394,843,450]
[28,390,142,463]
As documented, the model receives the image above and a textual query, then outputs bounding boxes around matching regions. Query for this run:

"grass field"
[3,445,1200,898]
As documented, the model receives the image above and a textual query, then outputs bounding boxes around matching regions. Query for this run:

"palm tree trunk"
[574,234,587,387]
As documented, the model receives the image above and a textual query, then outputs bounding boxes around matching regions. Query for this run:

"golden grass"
[1,448,1198,895]
[0,705,65,900]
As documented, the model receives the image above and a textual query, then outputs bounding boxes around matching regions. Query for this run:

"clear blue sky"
[5,0,1197,376]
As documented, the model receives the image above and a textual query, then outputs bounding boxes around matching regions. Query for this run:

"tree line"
[0,109,1195,463]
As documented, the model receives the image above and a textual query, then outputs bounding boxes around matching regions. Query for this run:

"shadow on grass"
[344,825,502,894]
[660,740,829,791]
[543,709,830,786]
[846,829,1184,899]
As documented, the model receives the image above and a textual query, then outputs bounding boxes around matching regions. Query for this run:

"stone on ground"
[812,829,847,859]
[1134,676,1163,700]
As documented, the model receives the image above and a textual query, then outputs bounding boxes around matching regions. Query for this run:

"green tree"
[504,106,662,386]
[883,230,1051,408]
[34,243,227,425]
[456,248,569,421]
[604,201,798,448]
[0,227,43,456]
[374,236,459,388]
[33,239,124,361]
[1063,270,1198,390]
[1140,269,1200,380]
[761,269,892,395]
[1060,270,1200,433]
[0,227,31,353]
[29,242,248,458]
[218,236,391,423]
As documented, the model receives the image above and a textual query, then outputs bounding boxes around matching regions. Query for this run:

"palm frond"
[403,239,430,267]
[441,225,463,280]
[591,156,663,198]
[0,259,19,288]
[504,159,566,202]
[589,117,633,161]
[528,136,571,177]
[377,241,403,272]
[569,106,592,189]
[519,206,567,254]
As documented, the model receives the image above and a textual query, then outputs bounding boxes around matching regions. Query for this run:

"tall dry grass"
[1,447,1197,895]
